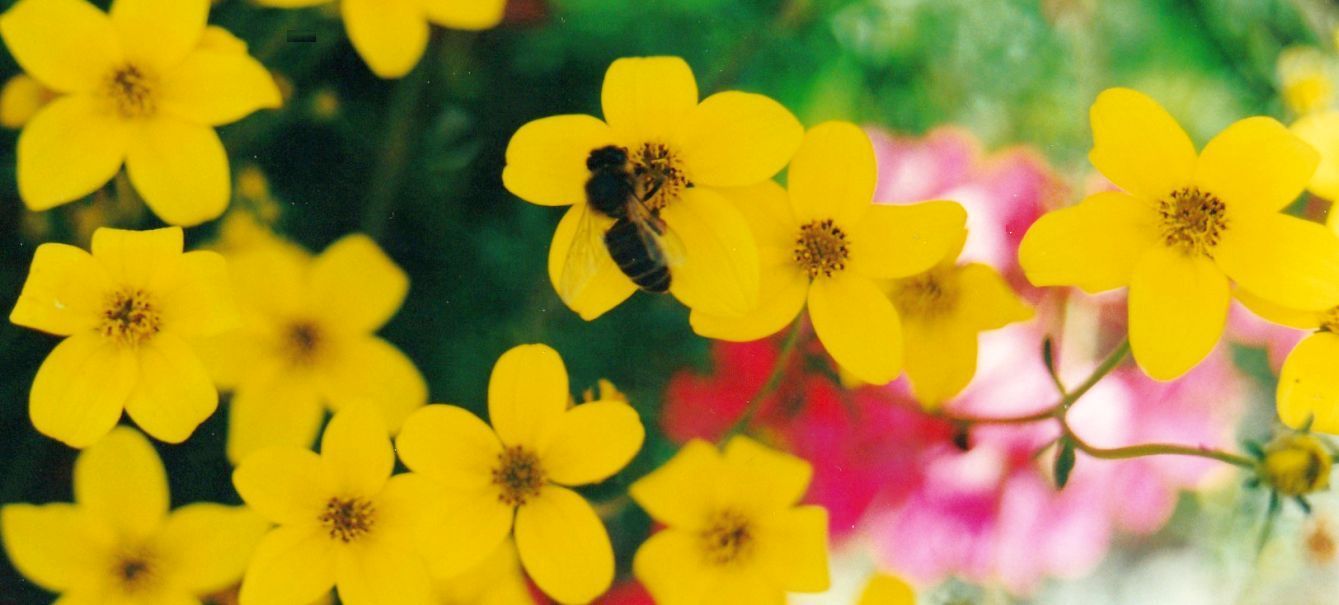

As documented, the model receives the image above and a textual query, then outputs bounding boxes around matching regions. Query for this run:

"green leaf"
[1053,438,1076,490]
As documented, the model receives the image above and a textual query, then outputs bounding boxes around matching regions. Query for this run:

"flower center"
[319,497,376,543]
[700,509,754,566]
[890,268,959,319]
[793,219,850,278]
[283,320,324,366]
[100,289,161,347]
[1158,187,1227,257]
[1320,307,1339,333]
[631,142,689,210]
[104,64,157,119]
[492,445,545,507]
[111,550,157,595]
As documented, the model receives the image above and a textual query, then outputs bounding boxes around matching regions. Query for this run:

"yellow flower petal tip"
[858,573,917,605]
[1,0,280,224]
[506,55,802,320]
[396,343,644,604]
[630,437,830,604]
[1023,86,1339,381]
[2,426,267,603]
[9,226,237,448]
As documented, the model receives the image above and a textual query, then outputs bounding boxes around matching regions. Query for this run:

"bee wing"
[558,203,620,304]
[627,200,687,269]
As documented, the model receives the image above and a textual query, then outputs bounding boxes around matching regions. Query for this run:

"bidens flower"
[395,344,645,604]
[690,121,968,385]
[196,233,427,464]
[1019,87,1339,380]
[232,405,441,605]
[503,56,803,321]
[0,0,282,225]
[2,427,268,604]
[253,0,507,79]
[9,227,239,447]
[629,437,830,604]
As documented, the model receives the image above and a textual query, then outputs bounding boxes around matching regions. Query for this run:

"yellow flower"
[1292,110,1339,202]
[253,0,507,79]
[395,344,645,603]
[1238,290,1339,434]
[196,233,426,464]
[0,0,282,225]
[690,122,968,385]
[858,573,916,605]
[2,427,269,604]
[1278,46,1335,117]
[503,56,803,320]
[233,404,443,605]
[432,540,531,605]
[1019,87,1339,380]
[629,437,830,604]
[1260,434,1333,497]
[9,227,239,447]
[888,251,1033,406]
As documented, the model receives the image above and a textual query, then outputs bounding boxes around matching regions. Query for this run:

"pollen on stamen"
[319,497,376,543]
[492,445,545,507]
[794,219,850,278]
[631,142,690,209]
[891,268,959,319]
[104,64,157,119]
[699,509,754,566]
[99,289,161,347]
[1320,307,1339,333]
[1157,187,1227,257]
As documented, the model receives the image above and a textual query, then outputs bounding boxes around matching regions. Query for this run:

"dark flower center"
[319,497,376,543]
[1158,187,1227,257]
[492,445,546,506]
[794,219,849,278]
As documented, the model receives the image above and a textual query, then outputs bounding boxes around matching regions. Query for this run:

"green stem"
[1059,338,1130,411]
[362,36,440,239]
[719,320,805,443]
[1061,423,1258,469]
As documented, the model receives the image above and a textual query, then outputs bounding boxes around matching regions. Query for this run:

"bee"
[559,145,685,301]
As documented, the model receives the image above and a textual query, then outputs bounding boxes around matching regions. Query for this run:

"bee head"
[586,145,629,171]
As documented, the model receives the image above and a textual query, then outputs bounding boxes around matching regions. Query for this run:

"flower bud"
[1261,434,1333,497]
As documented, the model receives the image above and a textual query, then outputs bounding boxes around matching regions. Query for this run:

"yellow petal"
[1,504,110,592]
[333,538,432,605]
[1216,214,1339,311]
[9,243,107,336]
[0,0,122,92]
[367,473,437,549]
[308,234,409,334]
[1291,111,1339,201]
[707,569,782,605]
[850,201,967,280]
[515,486,614,604]
[17,95,130,210]
[75,426,168,538]
[30,333,137,449]
[1088,87,1195,201]
[232,447,330,525]
[155,504,270,594]
[396,405,501,490]
[342,0,428,79]
[225,240,312,320]
[675,91,802,187]
[1018,191,1159,293]
[238,525,337,605]
[1196,116,1319,215]
[226,369,325,465]
[1278,332,1339,434]
[1128,246,1230,381]
[788,121,877,226]
[90,226,184,288]
[665,187,760,318]
[902,316,978,408]
[503,115,616,207]
[1235,288,1324,330]
[956,263,1034,330]
[808,273,903,385]
[547,203,637,320]
[488,344,568,449]
[123,333,218,443]
[753,506,829,592]
[632,529,713,605]
[422,486,514,579]
[320,404,394,497]
[159,49,281,126]
[155,250,240,338]
[722,436,813,514]
[197,25,250,54]
[600,56,698,143]
[629,440,723,529]
[109,0,207,71]
[1,74,51,128]
[316,336,426,432]
[858,574,916,605]
[431,540,530,605]
[540,400,644,486]
[421,0,506,30]
[125,117,229,226]
[689,265,806,342]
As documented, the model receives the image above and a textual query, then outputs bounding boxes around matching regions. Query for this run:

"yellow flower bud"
[1261,434,1333,497]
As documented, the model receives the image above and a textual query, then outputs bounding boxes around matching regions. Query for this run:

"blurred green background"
[0,0,1326,602]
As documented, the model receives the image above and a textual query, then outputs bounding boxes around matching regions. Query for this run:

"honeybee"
[559,145,685,301]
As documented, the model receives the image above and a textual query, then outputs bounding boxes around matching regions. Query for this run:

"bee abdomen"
[604,219,670,293]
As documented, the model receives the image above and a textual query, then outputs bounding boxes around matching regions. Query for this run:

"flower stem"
[719,320,806,443]
[362,35,441,240]
[1060,426,1259,469]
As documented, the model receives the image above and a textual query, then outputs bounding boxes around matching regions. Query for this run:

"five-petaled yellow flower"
[1020,87,1339,380]
[2,427,269,604]
[503,56,803,321]
[691,121,968,385]
[0,0,282,225]
[1238,290,1339,434]
[253,0,507,79]
[888,246,1033,406]
[197,232,427,464]
[629,436,830,604]
[10,227,239,447]
[233,404,442,605]
[396,344,645,604]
